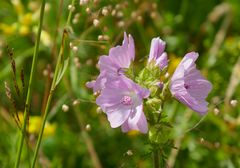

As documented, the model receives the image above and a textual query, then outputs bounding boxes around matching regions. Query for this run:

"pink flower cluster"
[87,33,150,133]
[87,33,212,133]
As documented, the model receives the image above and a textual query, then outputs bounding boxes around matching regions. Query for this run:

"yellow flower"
[168,54,182,75]
[29,116,56,137]
[127,130,140,136]
[20,13,32,26]
[40,30,52,46]
[28,116,42,134]
[19,25,30,35]
[43,122,57,137]
[18,112,56,137]
[11,0,24,15]
[0,23,17,35]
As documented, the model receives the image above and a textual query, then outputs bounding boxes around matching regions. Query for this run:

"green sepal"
[146,98,162,112]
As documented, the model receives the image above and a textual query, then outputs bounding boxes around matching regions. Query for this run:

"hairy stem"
[30,0,76,167]
[153,150,160,168]
[14,0,46,167]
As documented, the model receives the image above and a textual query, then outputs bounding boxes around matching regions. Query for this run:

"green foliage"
[0,0,240,167]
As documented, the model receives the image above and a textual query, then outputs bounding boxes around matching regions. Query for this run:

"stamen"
[121,96,132,105]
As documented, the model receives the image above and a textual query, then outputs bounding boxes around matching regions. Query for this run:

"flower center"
[184,84,190,89]
[117,68,125,75]
[121,96,132,105]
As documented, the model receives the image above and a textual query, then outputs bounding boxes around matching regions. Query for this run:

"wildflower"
[170,52,212,114]
[18,113,56,137]
[98,32,134,77]
[96,77,149,133]
[29,116,56,136]
[0,23,17,35]
[86,70,106,91]
[19,25,29,35]
[148,37,168,70]
[87,32,135,92]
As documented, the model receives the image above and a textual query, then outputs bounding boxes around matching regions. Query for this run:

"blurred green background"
[0,0,240,167]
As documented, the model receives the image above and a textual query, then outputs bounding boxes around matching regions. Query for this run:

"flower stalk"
[14,0,46,167]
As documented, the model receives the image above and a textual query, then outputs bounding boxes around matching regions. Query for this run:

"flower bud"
[43,69,49,76]
[80,0,89,5]
[230,100,238,107]
[72,100,80,106]
[126,150,133,156]
[102,7,109,16]
[148,37,168,70]
[213,108,219,115]
[85,124,91,131]
[72,46,78,53]
[86,7,91,14]
[69,42,74,48]
[93,19,100,27]
[98,35,104,41]
[62,104,69,112]
[68,5,75,12]
[96,107,102,114]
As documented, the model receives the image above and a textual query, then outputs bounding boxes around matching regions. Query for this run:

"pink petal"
[121,105,148,133]
[106,106,131,128]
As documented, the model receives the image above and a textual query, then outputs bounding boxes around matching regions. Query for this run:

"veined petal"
[175,91,208,114]
[121,105,148,133]
[155,52,168,70]
[106,106,131,128]
[99,55,116,73]
[170,52,212,115]
[149,37,166,62]
[187,79,212,100]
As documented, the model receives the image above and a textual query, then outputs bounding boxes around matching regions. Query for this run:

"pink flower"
[96,77,150,133]
[148,37,168,70]
[86,33,135,92]
[170,52,212,115]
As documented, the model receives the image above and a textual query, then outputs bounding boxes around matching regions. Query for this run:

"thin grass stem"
[30,0,76,167]
[14,0,46,167]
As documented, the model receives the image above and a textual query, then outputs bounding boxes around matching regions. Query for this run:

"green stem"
[30,0,76,167]
[14,0,46,167]
[31,28,67,168]
[153,150,160,168]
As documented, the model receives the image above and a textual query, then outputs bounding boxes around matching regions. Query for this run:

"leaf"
[55,57,69,86]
